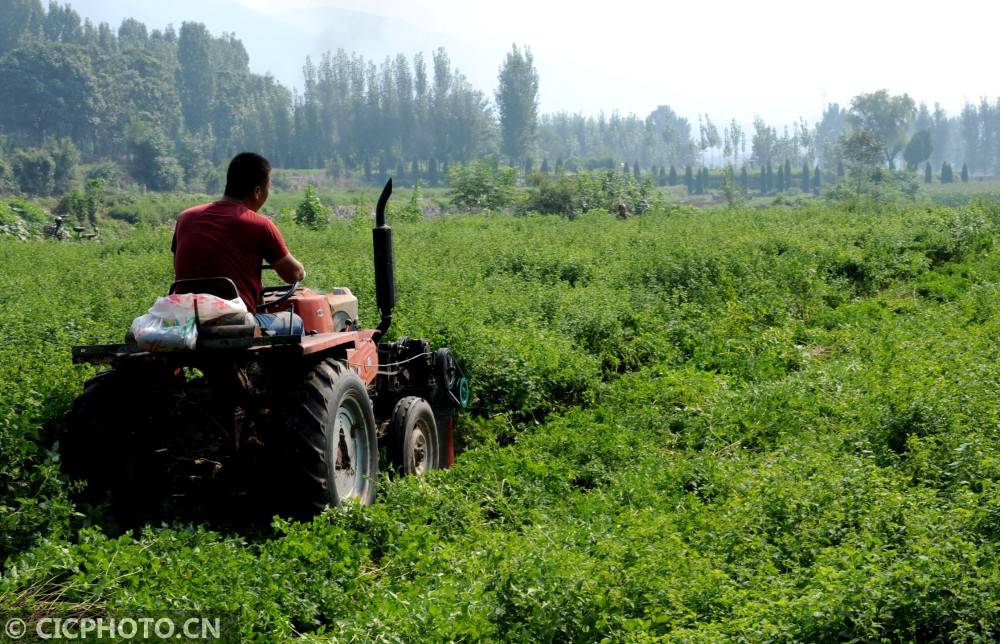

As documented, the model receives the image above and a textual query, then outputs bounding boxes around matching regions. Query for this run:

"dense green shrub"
[524,172,577,214]
[0,201,13,226]
[85,161,132,191]
[447,161,517,210]
[0,156,17,194]
[47,137,79,194]
[526,169,659,215]
[11,148,55,196]
[54,188,85,223]
[106,192,212,227]
[5,198,49,224]
[125,121,183,191]
[390,182,423,223]
[826,169,923,212]
[293,185,330,230]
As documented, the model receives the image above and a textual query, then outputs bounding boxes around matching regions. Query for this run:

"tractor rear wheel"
[389,396,440,476]
[61,370,165,518]
[62,371,118,499]
[283,359,378,517]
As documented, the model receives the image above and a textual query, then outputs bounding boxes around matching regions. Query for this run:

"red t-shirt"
[171,200,289,313]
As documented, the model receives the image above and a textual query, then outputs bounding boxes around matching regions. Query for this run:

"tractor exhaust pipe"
[373,178,395,340]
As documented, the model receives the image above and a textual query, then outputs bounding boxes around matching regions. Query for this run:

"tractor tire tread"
[388,396,439,475]
[282,359,377,518]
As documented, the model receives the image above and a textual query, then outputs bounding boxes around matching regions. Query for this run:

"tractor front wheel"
[283,359,378,517]
[389,396,441,476]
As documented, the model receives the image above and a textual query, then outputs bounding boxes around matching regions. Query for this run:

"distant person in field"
[171,152,306,335]
[617,203,629,219]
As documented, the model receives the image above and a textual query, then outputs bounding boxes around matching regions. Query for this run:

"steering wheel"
[259,281,299,310]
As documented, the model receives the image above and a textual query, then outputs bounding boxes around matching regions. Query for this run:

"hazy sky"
[72,0,1000,127]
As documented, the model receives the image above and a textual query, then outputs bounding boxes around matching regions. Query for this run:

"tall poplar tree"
[0,0,44,55]
[176,22,215,133]
[495,44,539,165]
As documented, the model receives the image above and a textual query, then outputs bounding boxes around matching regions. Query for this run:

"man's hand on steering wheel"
[259,281,299,309]
[260,261,300,309]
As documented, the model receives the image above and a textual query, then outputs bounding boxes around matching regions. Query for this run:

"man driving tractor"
[69,170,468,517]
[171,152,306,334]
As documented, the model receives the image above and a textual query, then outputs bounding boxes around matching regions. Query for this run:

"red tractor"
[63,180,468,521]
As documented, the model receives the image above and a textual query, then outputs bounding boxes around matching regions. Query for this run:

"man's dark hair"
[224,152,271,199]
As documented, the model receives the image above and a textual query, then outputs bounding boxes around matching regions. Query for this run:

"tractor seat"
[169,277,240,299]
[168,277,258,338]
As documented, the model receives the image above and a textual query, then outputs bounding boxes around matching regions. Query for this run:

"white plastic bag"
[131,293,197,351]
[129,293,248,352]
[130,312,197,351]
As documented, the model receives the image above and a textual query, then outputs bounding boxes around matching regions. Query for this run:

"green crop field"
[926,180,1000,207]
[3,201,1000,640]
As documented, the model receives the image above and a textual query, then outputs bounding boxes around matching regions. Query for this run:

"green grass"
[2,200,1000,640]
[926,179,1000,206]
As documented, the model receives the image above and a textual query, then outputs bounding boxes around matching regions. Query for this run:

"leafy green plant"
[11,148,55,196]
[294,185,331,230]
[525,169,657,215]
[447,161,517,210]
[392,182,423,223]
[6,198,49,224]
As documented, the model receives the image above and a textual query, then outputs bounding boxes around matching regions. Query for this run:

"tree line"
[0,0,997,196]
[0,0,516,192]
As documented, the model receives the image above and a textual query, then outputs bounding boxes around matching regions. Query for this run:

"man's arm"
[272,252,305,283]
